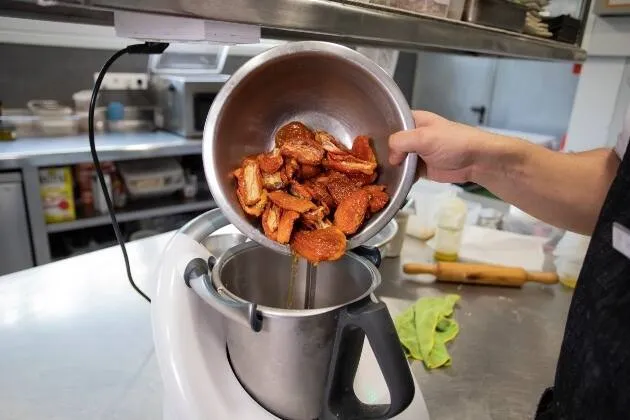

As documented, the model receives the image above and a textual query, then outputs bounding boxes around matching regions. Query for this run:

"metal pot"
[185,234,414,419]
[203,41,417,255]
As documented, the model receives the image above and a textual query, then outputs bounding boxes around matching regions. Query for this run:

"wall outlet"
[95,72,148,90]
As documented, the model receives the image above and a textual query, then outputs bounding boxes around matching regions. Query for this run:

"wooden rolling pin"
[403,262,558,287]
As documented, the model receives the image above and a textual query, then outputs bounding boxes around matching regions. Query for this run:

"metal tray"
[463,0,528,33]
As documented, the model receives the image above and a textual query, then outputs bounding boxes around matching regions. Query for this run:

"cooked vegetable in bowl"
[231,121,390,263]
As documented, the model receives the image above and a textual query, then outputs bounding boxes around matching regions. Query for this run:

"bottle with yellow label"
[39,167,76,223]
[0,100,17,141]
[434,194,467,262]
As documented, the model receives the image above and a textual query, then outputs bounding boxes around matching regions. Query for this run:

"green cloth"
[394,294,460,369]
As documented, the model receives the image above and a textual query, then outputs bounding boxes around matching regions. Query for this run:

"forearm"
[472,137,620,235]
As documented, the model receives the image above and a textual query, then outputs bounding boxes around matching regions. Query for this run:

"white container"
[182,174,199,199]
[92,173,112,214]
[36,116,79,137]
[117,158,185,199]
[76,108,106,133]
[27,100,79,136]
[27,99,73,118]
[72,90,94,112]
[406,179,462,240]
[553,231,590,288]
[434,194,467,261]
[0,110,38,137]
[477,207,502,229]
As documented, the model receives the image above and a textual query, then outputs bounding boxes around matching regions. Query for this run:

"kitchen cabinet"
[0,132,218,267]
[0,172,34,276]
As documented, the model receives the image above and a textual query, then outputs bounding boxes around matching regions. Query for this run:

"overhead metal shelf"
[47,198,216,233]
[4,0,586,61]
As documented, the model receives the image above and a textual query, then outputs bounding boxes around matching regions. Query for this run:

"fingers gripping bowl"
[203,41,417,256]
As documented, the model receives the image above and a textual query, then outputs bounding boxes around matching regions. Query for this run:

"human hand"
[389,111,496,183]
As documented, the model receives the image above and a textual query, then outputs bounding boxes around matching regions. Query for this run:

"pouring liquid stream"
[286,255,318,310]
[286,255,298,309]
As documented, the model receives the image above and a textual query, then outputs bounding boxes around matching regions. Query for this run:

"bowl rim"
[203,40,417,255]
[211,241,381,317]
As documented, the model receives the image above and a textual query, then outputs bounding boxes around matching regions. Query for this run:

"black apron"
[536,147,630,420]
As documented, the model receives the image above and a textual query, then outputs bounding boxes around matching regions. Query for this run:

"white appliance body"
[151,217,430,420]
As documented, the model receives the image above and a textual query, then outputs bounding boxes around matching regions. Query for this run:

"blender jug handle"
[320,296,415,419]
[185,257,263,332]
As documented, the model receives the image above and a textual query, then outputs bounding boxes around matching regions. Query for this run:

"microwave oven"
[151,74,229,138]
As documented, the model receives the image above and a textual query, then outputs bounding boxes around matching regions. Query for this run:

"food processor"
[148,41,428,419]
[152,209,430,420]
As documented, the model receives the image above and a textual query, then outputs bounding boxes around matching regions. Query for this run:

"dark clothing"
[536,146,630,419]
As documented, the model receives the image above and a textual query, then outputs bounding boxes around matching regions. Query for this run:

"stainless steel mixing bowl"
[203,41,417,254]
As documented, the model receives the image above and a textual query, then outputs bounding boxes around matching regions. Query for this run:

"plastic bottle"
[434,193,467,262]
[553,232,590,289]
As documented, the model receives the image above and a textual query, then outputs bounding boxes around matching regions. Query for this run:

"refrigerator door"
[0,172,34,276]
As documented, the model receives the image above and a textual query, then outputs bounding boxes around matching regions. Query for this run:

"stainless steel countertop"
[0,230,573,420]
[379,238,572,420]
[0,132,202,169]
[0,233,170,420]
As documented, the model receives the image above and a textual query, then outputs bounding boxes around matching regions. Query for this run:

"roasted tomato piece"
[305,180,336,209]
[262,171,286,191]
[300,164,321,180]
[302,205,331,230]
[322,152,377,175]
[276,210,300,244]
[350,135,377,164]
[315,130,348,154]
[333,189,370,235]
[236,189,267,217]
[268,190,316,213]
[257,148,284,174]
[363,185,389,213]
[326,172,359,205]
[290,180,313,200]
[262,203,282,240]
[275,121,315,147]
[291,226,347,264]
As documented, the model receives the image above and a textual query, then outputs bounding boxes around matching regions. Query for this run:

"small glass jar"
[434,194,467,262]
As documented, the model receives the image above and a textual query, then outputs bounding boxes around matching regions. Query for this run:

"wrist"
[470,133,530,186]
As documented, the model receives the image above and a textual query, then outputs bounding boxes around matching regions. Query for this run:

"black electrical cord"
[89,42,169,303]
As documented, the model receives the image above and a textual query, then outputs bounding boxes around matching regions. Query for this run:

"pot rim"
[203,40,417,256]
[364,219,398,251]
[211,241,381,317]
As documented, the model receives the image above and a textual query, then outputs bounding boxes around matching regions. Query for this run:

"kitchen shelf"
[46,196,216,233]
[5,0,587,62]
[0,132,203,171]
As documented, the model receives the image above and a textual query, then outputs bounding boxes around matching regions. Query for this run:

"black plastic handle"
[320,297,415,419]
[353,245,382,268]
